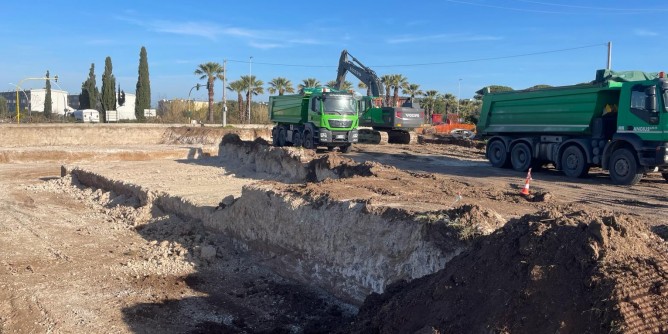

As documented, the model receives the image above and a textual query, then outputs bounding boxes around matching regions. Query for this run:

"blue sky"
[2,0,668,105]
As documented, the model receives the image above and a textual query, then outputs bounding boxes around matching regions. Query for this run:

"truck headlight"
[320,132,327,138]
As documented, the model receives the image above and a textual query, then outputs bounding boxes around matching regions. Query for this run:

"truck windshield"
[664,89,668,112]
[323,95,356,115]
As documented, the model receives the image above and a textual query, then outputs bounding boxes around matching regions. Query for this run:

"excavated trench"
[64,133,488,304]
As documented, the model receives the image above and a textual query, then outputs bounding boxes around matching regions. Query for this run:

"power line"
[225,43,606,68]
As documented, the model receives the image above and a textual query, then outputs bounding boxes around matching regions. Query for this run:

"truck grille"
[328,119,353,128]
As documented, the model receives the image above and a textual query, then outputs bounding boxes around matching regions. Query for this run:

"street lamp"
[188,83,202,122]
[14,75,58,124]
[457,78,462,117]
[8,83,30,118]
[248,56,252,124]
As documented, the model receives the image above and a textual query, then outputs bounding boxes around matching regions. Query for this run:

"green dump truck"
[477,69,668,185]
[269,86,359,152]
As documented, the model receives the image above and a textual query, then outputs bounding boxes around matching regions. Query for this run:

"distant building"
[0,90,137,121]
[0,89,73,115]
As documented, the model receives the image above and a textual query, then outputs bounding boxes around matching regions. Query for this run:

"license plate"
[336,135,345,139]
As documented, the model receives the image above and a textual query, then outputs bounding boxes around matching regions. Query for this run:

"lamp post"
[188,83,201,122]
[222,59,227,127]
[248,56,253,124]
[457,78,462,117]
[8,83,30,119]
[14,75,58,124]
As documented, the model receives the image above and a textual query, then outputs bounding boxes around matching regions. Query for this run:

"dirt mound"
[345,206,668,333]
[162,126,271,145]
[218,134,379,182]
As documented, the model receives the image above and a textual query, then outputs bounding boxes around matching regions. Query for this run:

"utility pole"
[607,41,612,70]
[248,56,253,124]
[222,59,227,127]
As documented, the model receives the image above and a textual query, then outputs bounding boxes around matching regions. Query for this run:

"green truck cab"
[477,69,668,185]
[269,86,359,152]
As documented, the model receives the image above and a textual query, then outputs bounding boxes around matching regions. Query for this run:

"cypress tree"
[101,56,116,122]
[135,46,150,121]
[44,70,52,118]
[79,63,98,110]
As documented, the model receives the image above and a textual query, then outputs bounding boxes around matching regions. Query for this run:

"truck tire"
[303,131,315,149]
[271,128,279,146]
[487,140,510,168]
[293,131,303,147]
[278,127,287,147]
[561,145,589,178]
[609,148,643,185]
[340,144,352,153]
[510,142,532,172]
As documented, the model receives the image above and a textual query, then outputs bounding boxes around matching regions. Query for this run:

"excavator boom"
[335,50,384,97]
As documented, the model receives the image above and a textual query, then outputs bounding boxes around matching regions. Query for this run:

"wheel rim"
[614,157,630,177]
[565,153,578,170]
[489,142,505,164]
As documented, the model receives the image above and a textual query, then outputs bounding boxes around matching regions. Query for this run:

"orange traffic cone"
[520,168,532,196]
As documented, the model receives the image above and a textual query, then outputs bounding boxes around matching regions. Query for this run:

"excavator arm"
[335,50,384,97]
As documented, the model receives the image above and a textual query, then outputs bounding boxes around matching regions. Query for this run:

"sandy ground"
[1,130,667,333]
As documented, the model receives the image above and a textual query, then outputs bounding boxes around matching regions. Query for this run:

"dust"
[345,205,668,334]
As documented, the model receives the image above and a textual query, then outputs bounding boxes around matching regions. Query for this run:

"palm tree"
[241,75,264,123]
[402,83,423,99]
[227,80,245,123]
[298,78,320,92]
[268,77,295,96]
[391,74,408,107]
[194,62,225,122]
[326,80,353,90]
[358,82,371,96]
[422,90,440,119]
[380,75,393,106]
[441,93,457,114]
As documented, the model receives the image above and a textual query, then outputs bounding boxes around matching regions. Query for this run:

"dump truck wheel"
[278,128,287,147]
[487,140,510,168]
[561,145,589,178]
[609,148,643,185]
[293,132,302,147]
[304,131,315,149]
[340,144,352,153]
[510,142,532,172]
[271,128,279,146]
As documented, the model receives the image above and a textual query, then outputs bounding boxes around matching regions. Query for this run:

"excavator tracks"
[358,128,417,145]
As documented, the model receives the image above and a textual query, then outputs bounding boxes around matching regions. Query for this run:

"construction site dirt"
[0,124,666,333]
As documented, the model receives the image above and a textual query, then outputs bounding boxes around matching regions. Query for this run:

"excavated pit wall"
[66,134,469,304]
[212,134,467,303]
[205,185,465,303]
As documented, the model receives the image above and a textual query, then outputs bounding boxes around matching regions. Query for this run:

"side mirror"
[646,86,657,112]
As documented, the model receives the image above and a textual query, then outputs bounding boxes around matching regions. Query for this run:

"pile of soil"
[344,205,668,333]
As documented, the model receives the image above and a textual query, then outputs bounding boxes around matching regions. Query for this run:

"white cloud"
[115,14,328,48]
[634,29,659,37]
[387,33,503,44]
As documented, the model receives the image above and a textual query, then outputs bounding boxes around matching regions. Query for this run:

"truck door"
[618,83,661,139]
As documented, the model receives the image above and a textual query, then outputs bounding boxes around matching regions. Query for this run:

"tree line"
[192,62,497,125]
[79,46,151,122]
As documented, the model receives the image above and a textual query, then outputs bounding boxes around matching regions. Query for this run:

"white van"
[72,109,100,123]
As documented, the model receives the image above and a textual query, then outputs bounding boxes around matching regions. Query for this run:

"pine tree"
[101,56,116,122]
[135,46,150,121]
[44,70,52,118]
[79,63,98,110]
